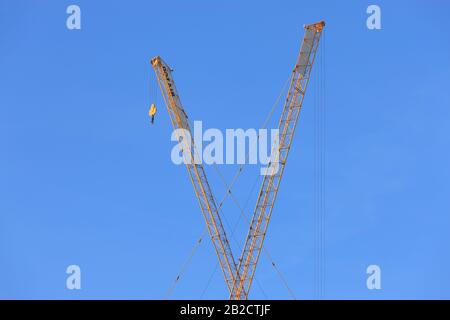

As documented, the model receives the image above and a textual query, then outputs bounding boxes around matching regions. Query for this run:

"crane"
[151,56,246,297]
[151,20,325,300]
[230,21,325,300]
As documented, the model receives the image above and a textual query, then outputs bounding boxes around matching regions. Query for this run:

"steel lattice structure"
[151,20,325,299]
[151,57,245,297]
[230,21,325,299]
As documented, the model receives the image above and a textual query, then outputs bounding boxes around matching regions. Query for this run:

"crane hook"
[149,103,157,125]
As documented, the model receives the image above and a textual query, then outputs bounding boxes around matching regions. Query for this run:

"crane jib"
[152,56,245,297]
[151,20,325,300]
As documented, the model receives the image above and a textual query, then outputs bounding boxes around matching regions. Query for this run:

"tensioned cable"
[212,164,297,299]
[199,73,297,298]
[216,37,327,298]
[200,171,265,299]
[165,74,291,299]
[320,29,326,299]
[314,36,318,300]
[200,70,298,298]
[314,29,325,300]
[200,262,269,300]
[164,229,207,299]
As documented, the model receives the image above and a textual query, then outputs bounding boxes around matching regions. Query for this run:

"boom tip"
[151,56,161,66]
[304,20,326,31]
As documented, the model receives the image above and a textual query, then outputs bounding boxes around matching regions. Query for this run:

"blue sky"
[1,0,450,299]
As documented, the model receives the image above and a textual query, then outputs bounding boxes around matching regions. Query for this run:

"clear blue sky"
[1,0,450,299]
